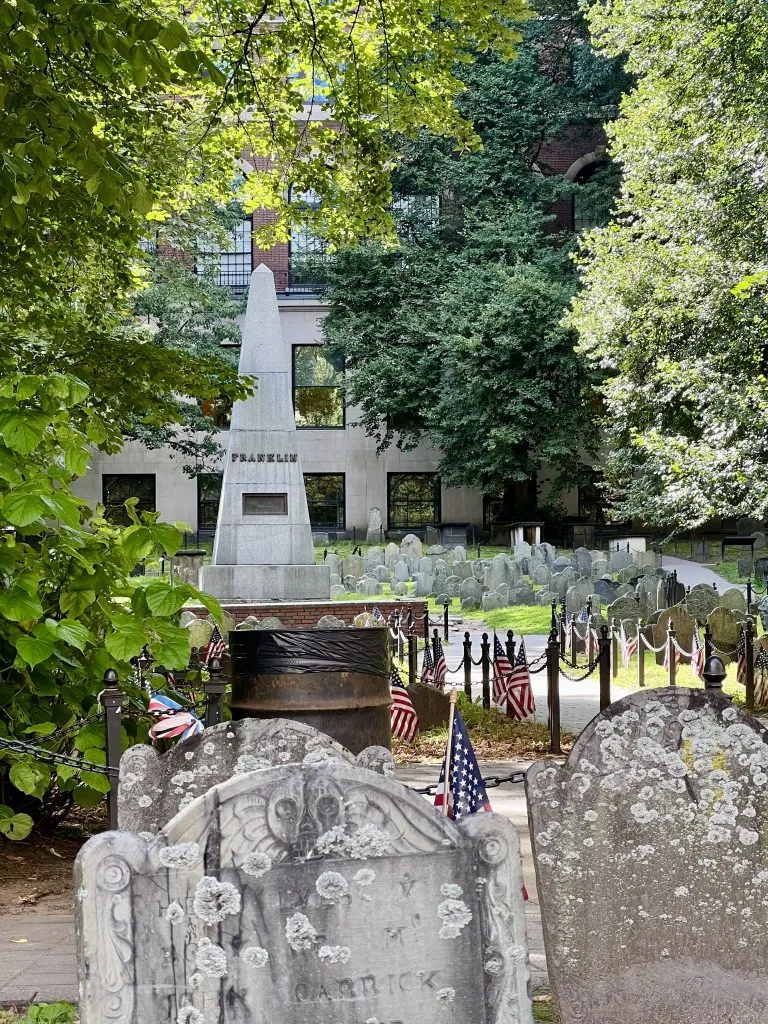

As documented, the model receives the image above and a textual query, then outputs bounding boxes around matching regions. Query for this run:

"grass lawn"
[611,650,753,707]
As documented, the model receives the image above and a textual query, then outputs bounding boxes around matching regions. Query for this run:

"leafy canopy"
[322,1,626,507]
[569,0,768,530]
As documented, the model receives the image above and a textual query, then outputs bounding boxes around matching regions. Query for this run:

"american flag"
[663,627,680,671]
[755,647,768,707]
[389,666,418,742]
[421,642,434,685]
[620,622,637,668]
[371,606,384,622]
[148,693,203,742]
[690,626,704,680]
[204,624,227,665]
[566,606,589,653]
[506,638,535,720]
[433,637,448,692]
[434,707,491,820]
[492,633,513,708]
[737,628,748,685]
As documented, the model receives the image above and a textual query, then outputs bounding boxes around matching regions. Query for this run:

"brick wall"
[185,599,427,629]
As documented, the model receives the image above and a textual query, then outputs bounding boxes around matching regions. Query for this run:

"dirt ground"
[0,834,84,915]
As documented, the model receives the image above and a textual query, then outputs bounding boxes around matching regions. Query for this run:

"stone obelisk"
[199,265,330,601]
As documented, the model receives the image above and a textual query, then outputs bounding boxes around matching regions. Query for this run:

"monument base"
[199,564,331,602]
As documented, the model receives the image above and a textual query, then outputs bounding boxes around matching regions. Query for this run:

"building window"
[392,195,440,239]
[196,220,252,294]
[197,473,222,532]
[102,474,156,526]
[293,345,345,428]
[288,188,330,292]
[388,473,440,529]
[572,161,617,234]
[304,474,345,529]
[578,471,606,524]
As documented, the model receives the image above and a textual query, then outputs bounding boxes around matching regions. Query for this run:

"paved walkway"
[661,554,737,592]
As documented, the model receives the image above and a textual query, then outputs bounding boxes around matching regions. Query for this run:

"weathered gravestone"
[366,547,384,571]
[119,720,398,834]
[513,540,531,560]
[342,555,366,580]
[653,605,696,665]
[459,577,482,609]
[606,595,642,623]
[685,583,720,623]
[79,763,533,1024]
[400,533,423,558]
[719,586,747,613]
[571,547,592,575]
[528,687,768,1024]
[591,579,615,603]
[565,582,593,616]
[366,508,383,543]
[707,606,743,661]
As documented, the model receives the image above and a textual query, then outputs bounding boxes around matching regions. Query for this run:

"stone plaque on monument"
[78,763,533,1024]
[528,688,768,1024]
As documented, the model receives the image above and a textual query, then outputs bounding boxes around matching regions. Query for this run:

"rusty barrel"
[229,628,391,754]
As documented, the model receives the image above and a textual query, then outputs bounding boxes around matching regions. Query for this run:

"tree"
[322,1,627,512]
[568,0,768,530]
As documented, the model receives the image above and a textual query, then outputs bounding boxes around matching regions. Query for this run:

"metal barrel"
[229,628,392,754]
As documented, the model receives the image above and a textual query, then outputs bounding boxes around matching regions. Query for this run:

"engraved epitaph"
[200,265,330,600]
[528,688,768,1024]
[78,763,533,1024]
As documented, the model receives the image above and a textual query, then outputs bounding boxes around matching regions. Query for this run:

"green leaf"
[23,722,57,736]
[158,20,189,50]
[104,617,148,663]
[16,375,41,400]
[0,409,49,453]
[144,581,190,617]
[0,805,34,840]
[0,587,43,621]
[149,522,182,556]
[80,770,112,794]
[175,48,200,74]
[60,589,96,617]
[9,761,51,799]
[151,620,191,668]
[3,489,47,527]
[16,633,56,668]
[74,721,105,752]
[117,524,154,564]
[54,618,92,651]
[191,590,223,624]
[73,784,106,808]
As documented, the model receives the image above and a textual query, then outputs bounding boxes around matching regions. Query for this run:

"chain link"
[559,657,600,682]
[408,769,527,796]
[0,736,117,776]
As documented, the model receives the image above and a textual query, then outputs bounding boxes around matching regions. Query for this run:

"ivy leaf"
[0,409,49,453]
[9,761,51,800]
[144,581,190,617]
[16,633,56,668]
[0,805,34,840]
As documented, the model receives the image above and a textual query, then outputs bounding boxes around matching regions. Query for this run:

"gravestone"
[329,574,343,588]
[365,547,384,571]
[359,579,381,597]
[536,589,558,607]
[606,595,642,622]
[485,554,511,593]
[384,542,400,568]
[374,565,390,584]
[635,576,658,617]
[653,605,696,665]
[418,557,433,575]
[685,583,720,623]
[460,577,482,609]
[80,763,534,1024]
[571,547,592,575]
[366,507,383,543]
[719,586,747,613]
[343,574,359,592]
[400,533,423,558]
[609,550,632,572]
[618,565,642,584]
[330,585,346,599]
[452,561,474,581]
[472,560,485,582]
[513,540,531,560]
[393,562,411,584]
[391,582,408,597]
[325,552,342,577]
[187,617,214,650]
[414,573,433,597]
[407,682,450,731]
[452,545,467,562]
[552,556,571,573]
[342,554,366,580]
[550,572,571,601]
[738,555,754,579]
[707,606,742,661]
[753,531,767,550]
[565,582,593,615]
[316,615,347,630]
[528,688,768,1024]
[482,593,503,612]
[591,579,615,603]
[511,585,535,606]
[591,558,609,578]
[119,719,396,833]
[615,583,636,599]
[532,565,551,587]
[754,556,768,581]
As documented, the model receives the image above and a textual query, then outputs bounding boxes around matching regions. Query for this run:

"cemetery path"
[442,624,626,736]
[661,554,739,592]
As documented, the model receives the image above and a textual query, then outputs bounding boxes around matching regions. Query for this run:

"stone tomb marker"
[78,763,533,1024]
[118,718,395,834]
[528,688,768,1024]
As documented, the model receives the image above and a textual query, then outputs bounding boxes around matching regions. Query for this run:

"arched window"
[388,474,440,529]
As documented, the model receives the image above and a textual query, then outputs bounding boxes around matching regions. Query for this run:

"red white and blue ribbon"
[147,693,203,742]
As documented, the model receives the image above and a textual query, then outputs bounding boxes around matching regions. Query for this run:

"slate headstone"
[685,583,720,623]
[532,565,552,587]
[460,577,482,607]
[414,573,433,597]
[738,555,754,579]
[400,533,423,558]
[591,558,609,578]
[452,545,467,562]
[453,561,474,581]
[359,578,382,597]
[393,561,411,584]
[536,590,558,607]
[528,688,768,1024]
[482,593,503,612]
[342,554,365,580]
[365,546,384,571]
[366,507,383,543]
[119,719,395,833]
[513,540,531,560]
[653,605,695,665]
[610,550,632,572]
[330,584,346,599]
[754,556,768,582]
[707,606,742,660]
[81,764,534,1024]
[606,595,642,622]
[553,556,571,573]
[572,547,592,575]
[565,582,593,615]
[374,565,390,583]
[511,585,535,606]
[592,579,616,603]
[391,581,408,597]
[719,587,747,613]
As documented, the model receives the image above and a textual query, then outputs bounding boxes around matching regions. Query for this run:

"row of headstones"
[328,539,661,611]
[79,688,768,1024]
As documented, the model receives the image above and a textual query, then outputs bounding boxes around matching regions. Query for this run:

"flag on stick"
[737,628,748,686]
[421,642,434,685]
[507,638,535,720]
[204,624,227,665]
[492,633,513,708]
[755,647,768,707]
[433,637,448,692]
[389,666,419,742]
[434,691,491,820]
[620,622,638,668]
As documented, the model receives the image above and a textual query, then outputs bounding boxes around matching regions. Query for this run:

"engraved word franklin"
[231,451,298,462]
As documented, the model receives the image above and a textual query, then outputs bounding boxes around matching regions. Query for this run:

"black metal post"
[599,624,611,711]
[611,617,619,679]
[423,609,430,643]
[481,632,491,709]
[204,657,226,728]
[463,631,473,699]
[704,624,713,663]
[637,621,645,688]
[101,668,124,831]
[559,600,566,650]
[550,600,558,632]
[667,626,676,687]
[570,612,577,668]
[746,620,755,712]
[703,655,727,693]
[443,602,449,643]
[546,629,561,755]
[408,625,417,687]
